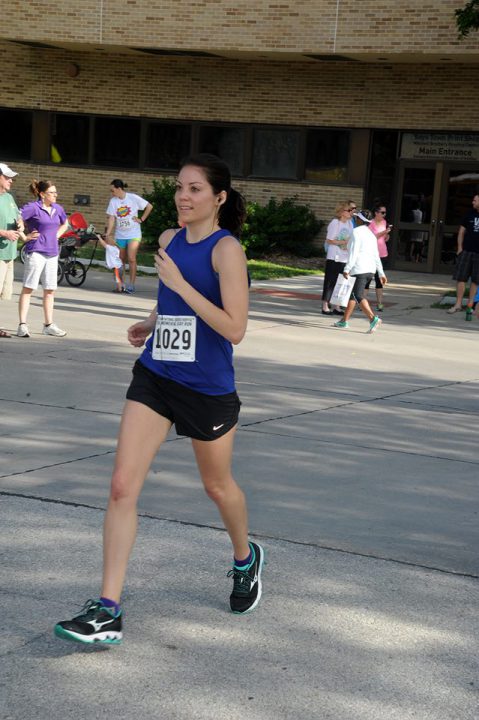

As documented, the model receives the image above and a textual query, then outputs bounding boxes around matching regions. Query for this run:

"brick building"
[1,1,478,272]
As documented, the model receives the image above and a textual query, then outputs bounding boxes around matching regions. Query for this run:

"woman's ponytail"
[218,188,247,238]
[29,179,52,197]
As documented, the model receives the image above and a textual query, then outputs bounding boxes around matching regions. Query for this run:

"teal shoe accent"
[368,316,382,333]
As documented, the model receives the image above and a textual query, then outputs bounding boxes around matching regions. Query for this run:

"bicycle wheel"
[57,260,65,285]
[65,260,87,287]
[20,245,28,264]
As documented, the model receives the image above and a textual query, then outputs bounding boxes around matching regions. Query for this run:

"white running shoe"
[43,323,67,337]
[17,323,30,338]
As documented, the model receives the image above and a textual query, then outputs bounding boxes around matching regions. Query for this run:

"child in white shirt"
[97,235,125,292]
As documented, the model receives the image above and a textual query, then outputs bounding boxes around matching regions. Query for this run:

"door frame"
[391,159,478,273]
[390,160,444,273]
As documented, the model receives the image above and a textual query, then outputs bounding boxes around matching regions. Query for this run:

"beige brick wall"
[2,0,477,56]
[1,42,477,129]
[1,36,477,237]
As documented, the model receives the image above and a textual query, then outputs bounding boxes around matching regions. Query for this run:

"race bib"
[152,315,196,362]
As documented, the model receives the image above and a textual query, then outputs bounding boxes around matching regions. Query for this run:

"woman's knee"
[109,467,140,503]
[203,475,240,505]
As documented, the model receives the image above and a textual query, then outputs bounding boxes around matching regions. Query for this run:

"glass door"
[391,161,479,273]
[391,163,442,272]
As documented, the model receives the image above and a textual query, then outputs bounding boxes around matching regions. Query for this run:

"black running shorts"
[351,273,374,303]
[453,250,479,284]
[126,360,241,441]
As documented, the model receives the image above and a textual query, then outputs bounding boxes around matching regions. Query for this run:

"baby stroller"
[58,212,100,287]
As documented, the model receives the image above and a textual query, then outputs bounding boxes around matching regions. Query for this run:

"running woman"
[105,179,153,293]
[54,154,264,644]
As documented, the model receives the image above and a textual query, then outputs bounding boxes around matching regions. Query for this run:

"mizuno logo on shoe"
[87,619,115,632]
[213,424,224,431]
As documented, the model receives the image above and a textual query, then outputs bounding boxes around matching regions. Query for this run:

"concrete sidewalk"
[1,266,478,720]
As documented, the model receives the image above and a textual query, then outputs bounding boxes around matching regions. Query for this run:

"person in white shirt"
[334,210,387,334]
[97,233,125,292]
[105,179,153,294]
[322,201,354,314]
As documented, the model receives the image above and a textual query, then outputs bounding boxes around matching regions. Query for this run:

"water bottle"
[465,306,473,321]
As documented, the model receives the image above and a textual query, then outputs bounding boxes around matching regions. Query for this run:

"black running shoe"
[227,542,265,614]
[54,599,122,644]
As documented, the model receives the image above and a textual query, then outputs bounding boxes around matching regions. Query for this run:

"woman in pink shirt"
[364,203,392,311]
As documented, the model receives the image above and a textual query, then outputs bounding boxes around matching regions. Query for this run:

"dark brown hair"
[29,179,53,198]
[111,179,128,190]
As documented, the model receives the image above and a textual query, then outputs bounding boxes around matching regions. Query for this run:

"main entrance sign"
[401,133,479,162]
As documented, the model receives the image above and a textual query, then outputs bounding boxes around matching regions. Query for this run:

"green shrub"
[140,182,323,258]
[241,197,323,258]
[141,178,178,246]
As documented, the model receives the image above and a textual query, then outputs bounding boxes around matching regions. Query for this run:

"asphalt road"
[1,266,478,720]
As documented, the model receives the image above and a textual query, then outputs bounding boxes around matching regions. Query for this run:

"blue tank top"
[139,227,236,395]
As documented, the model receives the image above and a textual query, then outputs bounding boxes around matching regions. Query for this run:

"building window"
[199,126,245,176]
[15,107,360,186]
[366,130,399,209]
[0,108,32,161]
[94,117,140,168]
[146,123,191,170]
[305,129,349,183]
[51,114,89,164]
[251,128,300,179]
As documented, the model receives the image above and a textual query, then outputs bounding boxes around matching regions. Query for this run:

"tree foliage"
[141,178,178,245]
[455,0,479,37]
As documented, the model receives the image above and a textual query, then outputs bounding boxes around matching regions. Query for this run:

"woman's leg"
[358,298,375,321]
[127,240,141,287]
[43,289,54,325]
[322,260,335,311]
[356,275,376,321]
[192,426,250,561]
[18,287,33,323]
[118,245,128,274]
[342,298,357,322]
[101,400,172,602]
[374,272,384,306]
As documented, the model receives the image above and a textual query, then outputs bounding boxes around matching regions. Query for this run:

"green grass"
[74,244,323,281]
[246,259,322,280]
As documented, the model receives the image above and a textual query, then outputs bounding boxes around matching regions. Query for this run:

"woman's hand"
[127,318,155,347]
[26,230,40,241]
[155,248,186,294]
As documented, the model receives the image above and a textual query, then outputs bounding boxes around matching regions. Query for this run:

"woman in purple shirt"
[17,179,69,338]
